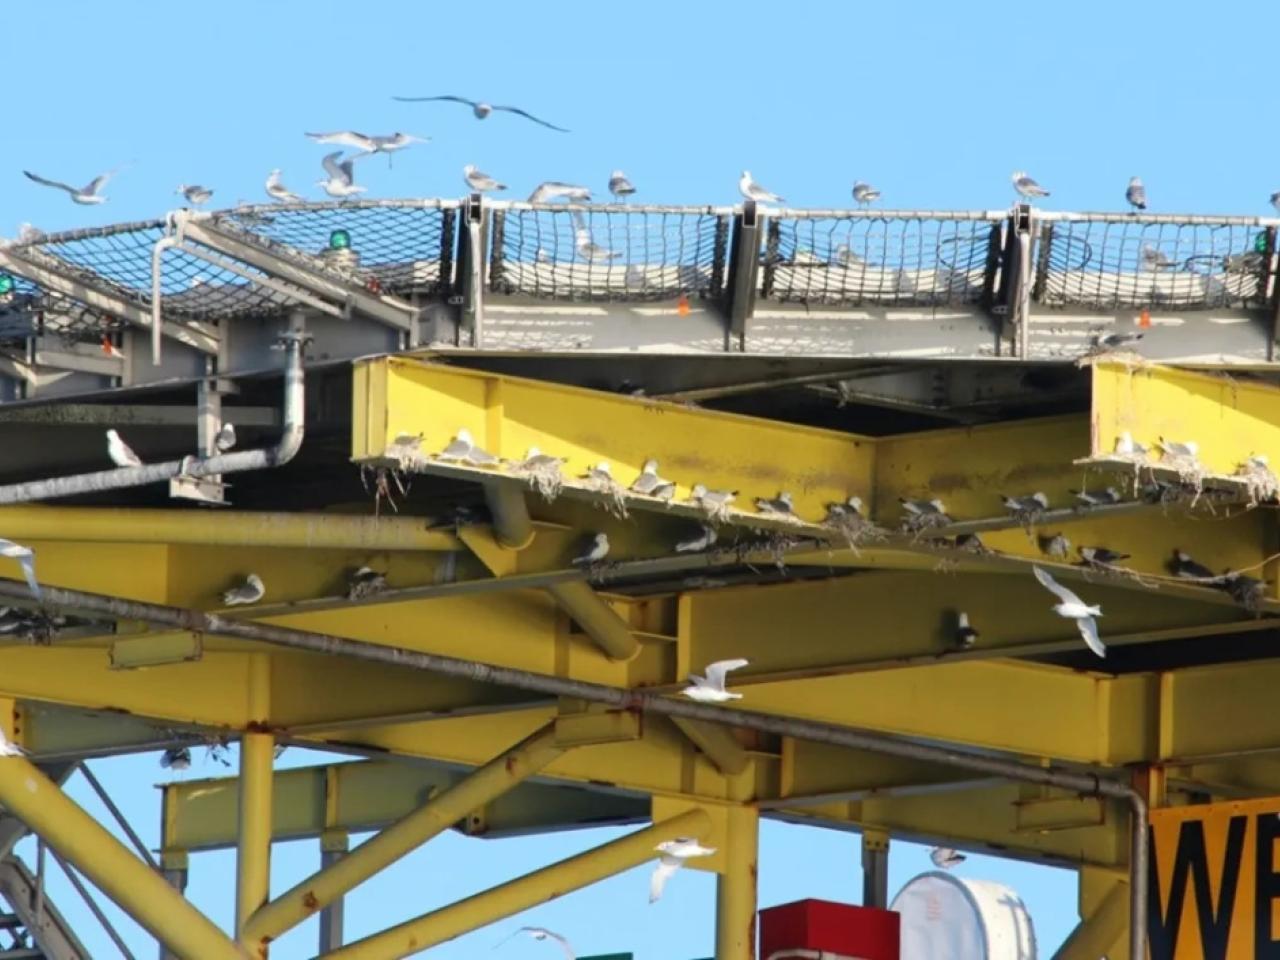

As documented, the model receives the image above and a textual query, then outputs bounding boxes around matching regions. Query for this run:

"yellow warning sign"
[1149,796,1280,958]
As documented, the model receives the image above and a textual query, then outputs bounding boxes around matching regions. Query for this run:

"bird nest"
[507,458,566,503]
[821,512,887,551]
[1233,461,1280,506]
[579,472,629,519]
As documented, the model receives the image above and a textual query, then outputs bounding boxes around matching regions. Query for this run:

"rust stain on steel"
[505,753,518,774]
[302,891,319,912]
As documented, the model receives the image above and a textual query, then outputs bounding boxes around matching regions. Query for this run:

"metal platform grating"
[213,200,456,297]
[1035,216,1274,310]
[489,205,730,302]
[760,211,1004,307]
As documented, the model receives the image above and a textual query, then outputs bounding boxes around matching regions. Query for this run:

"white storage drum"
[889,872,1036,960]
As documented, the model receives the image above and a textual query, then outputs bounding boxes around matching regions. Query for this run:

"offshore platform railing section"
[0,198,1275,362]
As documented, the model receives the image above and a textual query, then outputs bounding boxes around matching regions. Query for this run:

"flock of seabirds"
[1,93,1272,955]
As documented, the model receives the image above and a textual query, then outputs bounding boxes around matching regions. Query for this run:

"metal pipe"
[0,330,305,505]
[545,581,638,661]
[77,763,157,868]
[319,808,711,960]
[46,846,137,960]
[150,235,179,366]
[0,754,246,959]
[240,724,565,954]
[0,576,1149,960]
[481,482,533,549]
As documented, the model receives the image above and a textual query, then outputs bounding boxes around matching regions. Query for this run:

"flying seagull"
[222,573,265,607]
[305,131,427,164]
[931,847,966,869]
[609,170,636,200]
[494,926,575,958]
[265,169,305,203]
[0,539,40,600]
[24,167,122,205]
[852,181,881,207]
[1093,331,1144,350]
[464,165,507,194]
[739,171,784,203]
[106,429,143,468]
[681,658,748,702]
[316,152,367,198]
[1011,171,1049,200]
[650,837,716,903]
[176,184,213,207]
[1126,176,1147,211]
[1032,566,1105,658]
[391,95,569,132]
[529,181,591,203]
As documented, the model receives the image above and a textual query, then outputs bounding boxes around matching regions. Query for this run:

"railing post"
[997,203,1034,357]
[456,193,486,348]
[860,829,890,908]
[724,201,761,352]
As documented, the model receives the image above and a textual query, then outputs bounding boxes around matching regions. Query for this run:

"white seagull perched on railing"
[852,181,881,207]
[315,152,367,198]
[681,658,748,702]
[609,170,636,201]
[1126,176,1147,211]
[464,165,507,194]
[176,184,213,207]
[305,131,428,167]
[106,429,143,468]
[739,171,784,204]
[1011,171,1050,200]
[23,166,123,205]
[391,94,570,132]
[265,169,305,203]
[528,181,592,203]
[1032,566,1105,658]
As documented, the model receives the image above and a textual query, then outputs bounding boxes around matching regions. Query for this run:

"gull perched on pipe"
[222,574,265,607]
[106,429,143,468]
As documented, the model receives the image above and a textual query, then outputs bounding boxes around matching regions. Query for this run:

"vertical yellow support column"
[715,805,759,960]
[236,656,274,937]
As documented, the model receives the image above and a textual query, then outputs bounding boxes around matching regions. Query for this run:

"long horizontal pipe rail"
[0,576,1148,959]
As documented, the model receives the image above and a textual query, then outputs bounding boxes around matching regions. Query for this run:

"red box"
[759,899,899,960]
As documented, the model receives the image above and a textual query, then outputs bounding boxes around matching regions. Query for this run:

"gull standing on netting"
[1141,244,1176,271]
[0,539,41,600]
[529,181,592,203]
[650,837,717,903]
[1032,566,1105,658]
[106,429,143,468]
[23,166,123,205]
[265,169,305,203]
[222,573,265,607]
[852,181,880,207]
[392,94,570,132]
[316,152,367,199]
[1011,171,1050,200]
[464,165,507,194]
[681,658,748,702]
[176,185,213,207]
[494,926,575,959]
[739,171,784,204]
[306,131,428,167]
[608,170,636,201]
[1126,176,1147,211]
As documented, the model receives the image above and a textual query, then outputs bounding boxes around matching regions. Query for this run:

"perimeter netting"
[1034,218,1273,310]
[760,213,1004,307]
[488,206,729,301]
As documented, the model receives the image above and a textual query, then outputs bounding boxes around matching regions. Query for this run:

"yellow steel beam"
[239,723,567,954]
[236,655,273,935]
[321,808,711,960]
[1054,868,1128,960]
[546,581,639,661]
[0,755,248,959]
[670,717,750,776]
[715,805,759,960]
[160,759,650,853]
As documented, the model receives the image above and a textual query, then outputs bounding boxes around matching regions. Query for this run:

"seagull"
[675,525,718,553]
[265,169,305,203]
[954,533,987,553]
[630,460,675,499]
[1078,546,1130,566]
[1158,438,1199,459]
[528,182,592,203]
[581,462,614,484]
[1244,454,1270,470]
[681,658,748,702]
[0,731,23,758]
[1125,176,1147,212]
[571,533,610,566]
[315,152,367,198]
[1011,171,1049,200]
[23,167,121,205]
[176,184,213,207]
[0,539,41,600]
[16,223,45,244]
[305,131,427,164]
[347,566,388,600]
[464,165,506,194]
[160,746,191,770]
[1037,533,1071,559]
[511,446,567,470]
[899,497,947,517]
[106,429,143,468]
[650,838,717,903]
[575,227,621,262]
[1114,432,1149,456]
[215,423,236,453]
[954,612,978,649]
[608,171,636,201]
[825,496,864,520]
[1032,566,1105,657]
[438,429,475,461]
[1169,549,1216,580]
[222,573,265,606]
[739,171,784,204]
[1141,245,1176,271]
[494,927,575,959]
[1272,191,1280,214]
[754,491,794,516]
[1093,331,1144,350]
[688,484,738,510]
[391,95,569,132]
[1072,487,1121,506]
[931,847,966,869]
[1000,492,1048,513]
[852,181,881,207]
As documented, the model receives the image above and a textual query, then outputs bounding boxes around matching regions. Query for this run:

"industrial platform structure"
[0,195,1275,958]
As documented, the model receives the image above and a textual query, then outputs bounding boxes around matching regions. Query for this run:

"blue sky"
[3,0,1272,954]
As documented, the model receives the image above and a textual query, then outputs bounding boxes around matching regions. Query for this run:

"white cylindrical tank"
[889,872,1037,960]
